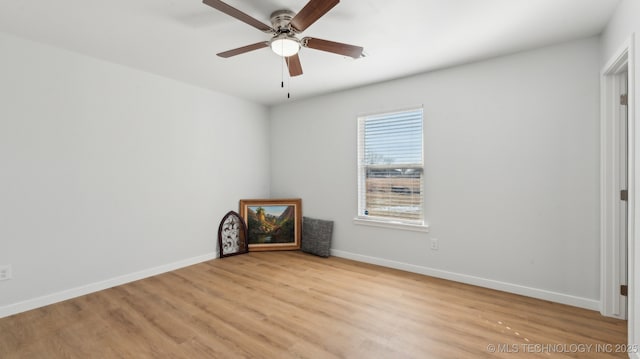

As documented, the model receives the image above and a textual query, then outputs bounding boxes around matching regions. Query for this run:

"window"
[356,108,425,229]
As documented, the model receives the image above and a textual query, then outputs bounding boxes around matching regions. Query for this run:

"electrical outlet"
[430,238,439,251]
[0,265,12,281]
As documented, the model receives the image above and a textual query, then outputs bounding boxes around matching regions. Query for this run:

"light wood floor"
[0,251,627,358]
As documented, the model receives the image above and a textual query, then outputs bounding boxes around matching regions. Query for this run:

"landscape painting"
[239,199,302,251]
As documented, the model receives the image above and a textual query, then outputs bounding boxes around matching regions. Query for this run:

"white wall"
[601,0,640,354]
[270,37,601,308]
[0,32,270,316]
[601,0,639,63]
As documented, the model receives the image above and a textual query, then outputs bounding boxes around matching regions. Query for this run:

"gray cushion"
[301,217,334,257]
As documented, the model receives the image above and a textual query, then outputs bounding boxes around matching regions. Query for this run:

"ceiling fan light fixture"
[270,35,300,57]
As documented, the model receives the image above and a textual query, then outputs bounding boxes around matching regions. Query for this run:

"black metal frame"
[218,210,249,258]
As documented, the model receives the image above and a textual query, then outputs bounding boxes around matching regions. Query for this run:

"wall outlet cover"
[0,265,12,280]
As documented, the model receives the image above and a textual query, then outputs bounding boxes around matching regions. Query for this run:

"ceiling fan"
[203,0,365,77]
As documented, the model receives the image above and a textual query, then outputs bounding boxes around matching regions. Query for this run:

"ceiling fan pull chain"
[281,47,284,88]
[281,55,284,88]
[284,55,291,98]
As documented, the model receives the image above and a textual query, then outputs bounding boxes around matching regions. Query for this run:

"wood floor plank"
[0,252,627,358]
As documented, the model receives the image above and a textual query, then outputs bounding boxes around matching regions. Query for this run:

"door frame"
[600,31,636,335]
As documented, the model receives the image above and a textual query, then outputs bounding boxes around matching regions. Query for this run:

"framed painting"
[239,198,302,251]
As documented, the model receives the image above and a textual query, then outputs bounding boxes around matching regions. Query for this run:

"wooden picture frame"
[239,198,302,251]
[218,211,249,258]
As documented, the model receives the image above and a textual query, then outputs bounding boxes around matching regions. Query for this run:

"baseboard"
[331,249,600,311]
[0,252,217,319]
[1,249,600,318]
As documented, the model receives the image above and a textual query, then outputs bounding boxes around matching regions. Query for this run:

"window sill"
[353,217,429,233]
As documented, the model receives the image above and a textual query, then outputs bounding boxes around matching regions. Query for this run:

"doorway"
[600,40,633,322]
[618,69,629,318]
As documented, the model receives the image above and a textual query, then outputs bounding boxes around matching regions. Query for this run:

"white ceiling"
[0,0,620,106]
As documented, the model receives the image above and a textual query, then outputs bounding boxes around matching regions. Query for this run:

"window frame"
[354,107,428,232]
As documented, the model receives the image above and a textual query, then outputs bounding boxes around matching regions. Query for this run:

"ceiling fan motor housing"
[269,10,301,57]
[270,10,296,34]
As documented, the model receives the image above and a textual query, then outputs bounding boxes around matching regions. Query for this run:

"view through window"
[357,108,424,225]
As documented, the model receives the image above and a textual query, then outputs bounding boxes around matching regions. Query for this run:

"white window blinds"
[357,108,424,224]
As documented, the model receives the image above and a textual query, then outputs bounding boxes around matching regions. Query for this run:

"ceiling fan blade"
[290,0,339,32]
[302,37,364,59]
[203,0,273,32]
[286,54,303,77]
[217,42,269,58]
